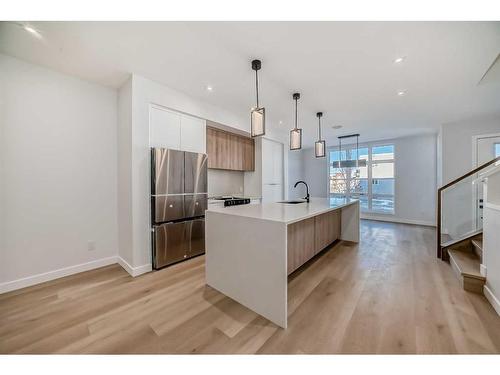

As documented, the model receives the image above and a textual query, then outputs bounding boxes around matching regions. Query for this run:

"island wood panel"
[206,126,255,171]
[314,209,341,254]
[287,217,315,275]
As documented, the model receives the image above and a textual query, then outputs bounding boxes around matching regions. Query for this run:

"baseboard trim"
[0,256,118,294]
[480,264,487,277]
[117,256,152,277]
[360,214,436,227]
[484,285,500,316]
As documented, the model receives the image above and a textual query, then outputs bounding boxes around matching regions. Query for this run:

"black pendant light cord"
[294,97,298,130]
[255,69,259,108]
[317,113,322,140]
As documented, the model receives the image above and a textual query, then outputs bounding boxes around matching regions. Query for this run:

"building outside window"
[328,144,395,214]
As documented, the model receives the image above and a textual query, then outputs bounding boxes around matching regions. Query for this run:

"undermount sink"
[278,200,307,204]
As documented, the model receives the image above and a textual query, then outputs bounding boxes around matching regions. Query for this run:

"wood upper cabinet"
[206,125,255,171]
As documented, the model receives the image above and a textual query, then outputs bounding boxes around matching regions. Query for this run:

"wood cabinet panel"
[287,217,315,275]
[287,210,341,275]
[206,126,255,171]
[314,210,341,254]
[242,137,255,171]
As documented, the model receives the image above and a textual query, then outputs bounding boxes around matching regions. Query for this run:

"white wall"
[287,150,305,199]
[0,54,118,291]
[298,133,438,226]
[440,113,500,184]
[483,171,500,316]
[302,148,329,198]
[117,78,134,268]
[208,169,244,196]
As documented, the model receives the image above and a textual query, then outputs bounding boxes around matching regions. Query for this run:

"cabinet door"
[314,210,341,254]
[150,106,181,149]
[181,115,206,154]
[287,217,315,274]
[206,127,218,168]
[242,137,255,171]
[262,138,274,184]
[272,141,284,184]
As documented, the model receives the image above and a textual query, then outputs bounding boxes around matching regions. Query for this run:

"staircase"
[447,234,485,293]
[437,156,500,293]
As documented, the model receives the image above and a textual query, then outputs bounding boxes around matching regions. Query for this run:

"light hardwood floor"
[1,220,500,354]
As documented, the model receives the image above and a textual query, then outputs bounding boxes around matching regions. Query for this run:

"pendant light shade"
[331,134,367,168]
[315,112,326,158]
[250,59,265,137]
[290,93,302,150]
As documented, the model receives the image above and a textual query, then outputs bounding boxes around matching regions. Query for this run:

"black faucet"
[294,181,310,203]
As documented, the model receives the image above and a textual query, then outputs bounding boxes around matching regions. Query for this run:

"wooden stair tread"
[471,238,483,252]
[448,248,485,280]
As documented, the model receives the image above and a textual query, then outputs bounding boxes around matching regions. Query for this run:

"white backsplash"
[208,169,244,196]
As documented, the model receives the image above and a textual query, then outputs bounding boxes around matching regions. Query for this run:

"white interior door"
[261,138,284,203]
[475,134,500,227]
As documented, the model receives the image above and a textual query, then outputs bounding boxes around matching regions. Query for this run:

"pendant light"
[331,134,367,168]
[290,93,302,150]
[315,112,326,158]
[250,59,265,137]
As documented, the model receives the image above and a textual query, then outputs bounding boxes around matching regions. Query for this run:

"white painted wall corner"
[117,257,152,277]
[484,285,500,316]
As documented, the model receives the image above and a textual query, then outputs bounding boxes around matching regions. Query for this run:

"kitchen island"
[205,197,359,328]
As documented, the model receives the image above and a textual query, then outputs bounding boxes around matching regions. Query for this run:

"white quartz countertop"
[206,197,359,224]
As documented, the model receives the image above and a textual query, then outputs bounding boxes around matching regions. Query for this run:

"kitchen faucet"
[294,181,310,203]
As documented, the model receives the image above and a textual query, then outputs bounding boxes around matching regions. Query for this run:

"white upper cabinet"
[149,105,206,154]
[150,106,181,150]
[180,115,206,154]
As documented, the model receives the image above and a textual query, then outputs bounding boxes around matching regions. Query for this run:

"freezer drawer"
[184,151,207,194]
[153,221,188,268]
[153,219,205,269]
[187,218,205,257]
[153,195,185,223]
[184,194,208,218]
[151,148,184,195]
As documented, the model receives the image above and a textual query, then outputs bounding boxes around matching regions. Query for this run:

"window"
[495,143,500,158]
[328,144,395,214]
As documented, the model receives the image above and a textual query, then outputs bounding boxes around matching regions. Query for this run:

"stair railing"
[437,156,500,259]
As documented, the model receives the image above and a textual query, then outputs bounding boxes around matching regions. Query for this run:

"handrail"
[438,156,500,192]
[437,155,500,260]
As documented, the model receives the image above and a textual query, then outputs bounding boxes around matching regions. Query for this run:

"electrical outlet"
[87,241,96,251]
[239,186,243,193]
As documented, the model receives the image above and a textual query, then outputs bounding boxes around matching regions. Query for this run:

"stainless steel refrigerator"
[151,148,207,269]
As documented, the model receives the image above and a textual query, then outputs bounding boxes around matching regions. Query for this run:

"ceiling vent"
[478,53,500,85]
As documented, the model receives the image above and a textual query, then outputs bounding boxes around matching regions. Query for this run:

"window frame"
[327,141,396,215]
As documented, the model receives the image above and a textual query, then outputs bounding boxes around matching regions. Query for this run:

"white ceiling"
[1,21,499,146]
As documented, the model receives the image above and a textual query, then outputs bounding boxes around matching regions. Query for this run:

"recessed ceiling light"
[397,90,407,96]
[332,125,343,129]
[394,56,406,64]
[206,85,213,92]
